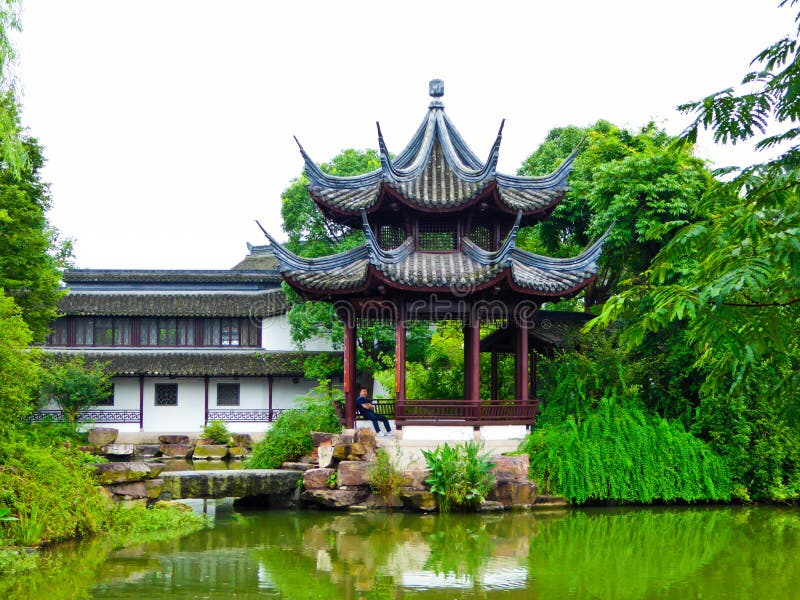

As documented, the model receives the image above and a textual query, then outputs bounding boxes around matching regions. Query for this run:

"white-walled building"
[40,244,340,433]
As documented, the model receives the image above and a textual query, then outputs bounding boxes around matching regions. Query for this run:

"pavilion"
[262,80,608,440]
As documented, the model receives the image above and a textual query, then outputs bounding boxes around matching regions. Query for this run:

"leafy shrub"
[246,382,341,469]
[0,428,111,546]
[523,399,732,504]
[201,419,232,445]
[38,356,112,429]
[369,447,405,508]
[422,441,495,512]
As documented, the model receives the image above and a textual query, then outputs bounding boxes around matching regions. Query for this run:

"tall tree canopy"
[518,121,712,307]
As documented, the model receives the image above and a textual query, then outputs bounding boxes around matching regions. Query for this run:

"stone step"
[533,495,569,508]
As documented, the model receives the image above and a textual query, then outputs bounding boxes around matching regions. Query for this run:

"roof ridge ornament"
[429,79,444,108]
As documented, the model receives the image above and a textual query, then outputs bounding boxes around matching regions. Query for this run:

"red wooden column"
[395,309,406,404]
[343,319,357,429]
[466,316,481,409]
[514,321,529,402]
[462,322,471,401]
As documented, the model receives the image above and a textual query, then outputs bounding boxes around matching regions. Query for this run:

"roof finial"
[429,79,444,108]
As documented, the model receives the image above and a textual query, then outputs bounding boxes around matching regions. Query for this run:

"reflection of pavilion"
[264,80,608,439]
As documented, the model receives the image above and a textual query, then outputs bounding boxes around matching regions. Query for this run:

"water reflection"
[5,504,799,599]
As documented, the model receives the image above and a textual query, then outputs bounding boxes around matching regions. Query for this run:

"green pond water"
[9,504,800,599]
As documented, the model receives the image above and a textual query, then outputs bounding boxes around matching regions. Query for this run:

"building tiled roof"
[45,349,337,377]
[57,289,287,318]
[63,270,281,285]
[297,89,576,219]
[232,244,281,271]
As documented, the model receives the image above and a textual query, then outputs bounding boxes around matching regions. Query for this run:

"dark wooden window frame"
[155,383,178,406]
[216,382,241,406]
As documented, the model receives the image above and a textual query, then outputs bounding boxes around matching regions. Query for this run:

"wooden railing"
[396,399,539,427]
[333,399,538,427]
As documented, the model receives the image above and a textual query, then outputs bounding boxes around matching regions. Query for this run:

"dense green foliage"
[369,447,405,508]
[524,400,731,504]
[422,441,495,512]
[518,120,712,306]
[201,419,232,445]
[0,294,40,428]
[246,382,341,469]
[0,428,111,545]
[524,335,732,504]
[38,357,112,429]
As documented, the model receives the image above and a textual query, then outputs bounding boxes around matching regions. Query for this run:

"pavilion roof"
[260,212,610,299]
[296,82,579,224]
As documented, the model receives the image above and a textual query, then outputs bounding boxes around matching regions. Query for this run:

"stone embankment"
[293,428,541,512]
[85,427,253,461]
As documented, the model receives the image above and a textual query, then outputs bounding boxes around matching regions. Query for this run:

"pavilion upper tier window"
[417,219,457,251]
[468,224,493,251]
[377,224,406,251]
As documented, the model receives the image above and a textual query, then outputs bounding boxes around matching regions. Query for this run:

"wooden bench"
[332,400,396,426]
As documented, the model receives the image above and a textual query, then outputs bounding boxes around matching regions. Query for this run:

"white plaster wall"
[261,314,334,351]
[143,377,206,432]
[271,376,316,409]
[111,378,140,410]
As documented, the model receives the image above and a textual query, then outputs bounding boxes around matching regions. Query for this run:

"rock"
[118,499,148,510]
[160,469,303,499]
[354,428,377,451]
[78,445,100,455]
[490,455,530,483]
[145,478,164,499]
[478,501,506,512]
[94,462,151,485]
[231,433,253,447]
[311,431,335,447]
[300,488,370,508]
[154,500,193,512]
[88,427,118,447]
[160,444,193,458]
[133,444,161,459]
[281,462,314,471]
[359,492,403,509]
[489,481,537,508]
[402,469,431,490]
[337,461,371,487]
[108,481,148,499]
[160,459,191,472]
[317,446,334,468]
[146,463,165,478]
[192,445,229,460]
[399,490,438,512]
[102,443,135,457]
[533,495,568,508]
[304,468,336,490]
[332,443,369,462]
[194,438,215,446]
[228,447,249,459]
[159,435,189,445]
[331,433,354,446]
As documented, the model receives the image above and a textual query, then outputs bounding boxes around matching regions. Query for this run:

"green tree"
[589,1,800,499]
[518,121,712,307]
[0,137,68,340]
[39,358,112,429]
[0,294,41,429]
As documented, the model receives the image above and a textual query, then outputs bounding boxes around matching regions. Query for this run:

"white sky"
[12,0,795,270]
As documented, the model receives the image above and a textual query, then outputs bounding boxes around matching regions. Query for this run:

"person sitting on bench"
[355,388,392,436]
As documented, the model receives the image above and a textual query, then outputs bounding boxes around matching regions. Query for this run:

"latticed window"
[418,220,456,251]
[377,224,406,250]
[155,383,178,406]
[217,383,240,406]
[469,225,493,250]
[96,383,115,406]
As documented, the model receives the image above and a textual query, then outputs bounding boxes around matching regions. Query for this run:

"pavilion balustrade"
[394,398,539,428]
